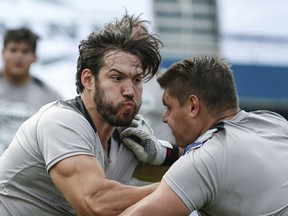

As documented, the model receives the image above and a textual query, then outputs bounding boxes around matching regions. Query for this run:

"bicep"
[50,155,159,215]
[49,155,105,212]
[150,180,190,215]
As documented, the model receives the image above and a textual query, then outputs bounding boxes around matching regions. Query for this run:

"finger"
[120,128,138,139]
[126,135,142,145]
[122,137,142,148]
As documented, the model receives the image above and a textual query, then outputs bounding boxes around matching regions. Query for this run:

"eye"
[22,49,30,54]
[165,104,171,112]
[10,48,17,53]
[111,75,122,81]
[134,77,143,84]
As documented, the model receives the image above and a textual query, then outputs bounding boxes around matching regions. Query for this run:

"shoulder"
[167,127,227,184]
[227,110,287,124]
[37,100,85,124]
[225,110,288,134]
[36,100,97,149]
[250,110,287,122]
[37,100,95,139]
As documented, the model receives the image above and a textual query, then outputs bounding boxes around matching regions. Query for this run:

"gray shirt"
[164,110,288,216]
[0,76,62,154]
[0,100,139,215]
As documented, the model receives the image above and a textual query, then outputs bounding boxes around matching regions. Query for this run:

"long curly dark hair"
[75,12,163,94]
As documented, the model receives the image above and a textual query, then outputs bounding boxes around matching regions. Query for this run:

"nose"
[122,80,135,97]
[162,112,168,123]
[15,51,24,58]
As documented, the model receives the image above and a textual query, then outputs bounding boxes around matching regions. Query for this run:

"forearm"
[82,180,159,216]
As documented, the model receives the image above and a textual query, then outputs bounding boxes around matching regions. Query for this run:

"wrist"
[150,140,177,166]
[162,142,179,166]
[149,139,168,165]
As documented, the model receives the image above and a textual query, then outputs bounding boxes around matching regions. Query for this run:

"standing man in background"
[0,27,62,155]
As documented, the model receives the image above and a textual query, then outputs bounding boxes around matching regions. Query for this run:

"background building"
[153,0,219,59]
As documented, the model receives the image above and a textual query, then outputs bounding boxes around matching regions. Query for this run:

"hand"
[119,114,172,165]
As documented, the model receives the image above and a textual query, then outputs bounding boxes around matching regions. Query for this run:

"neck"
[215,107,241,123]
[81,94,114,153]
[3,70,31,86]
[199,107,240,135]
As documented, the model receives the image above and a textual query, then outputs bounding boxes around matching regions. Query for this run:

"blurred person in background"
[0,27,62,155]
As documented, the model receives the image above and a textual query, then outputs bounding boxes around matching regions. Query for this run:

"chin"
[111,115,134,127]
[121,115,134,125]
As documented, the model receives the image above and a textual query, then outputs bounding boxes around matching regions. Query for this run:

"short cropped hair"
[75,12,163,94]
[157,56,239,117]
[3,27,39,53]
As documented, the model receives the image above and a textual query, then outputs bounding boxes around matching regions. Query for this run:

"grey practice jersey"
[164,110,288,216]
[0,100,139,216]
[0,76,62,155]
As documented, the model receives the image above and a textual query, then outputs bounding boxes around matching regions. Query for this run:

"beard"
[94,83,141,127]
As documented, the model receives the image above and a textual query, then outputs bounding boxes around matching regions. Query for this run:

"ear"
[81,69,94,90]
[188,95,200,117]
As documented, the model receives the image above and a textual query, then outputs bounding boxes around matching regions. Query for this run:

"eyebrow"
[107,69,144,78]
[107,68,123,74]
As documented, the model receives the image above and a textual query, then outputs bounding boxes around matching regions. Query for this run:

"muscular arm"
[119,179,190,216]
[49,155,158,216]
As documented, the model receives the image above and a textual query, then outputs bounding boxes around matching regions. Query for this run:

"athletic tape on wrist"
[162,142,179,166]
